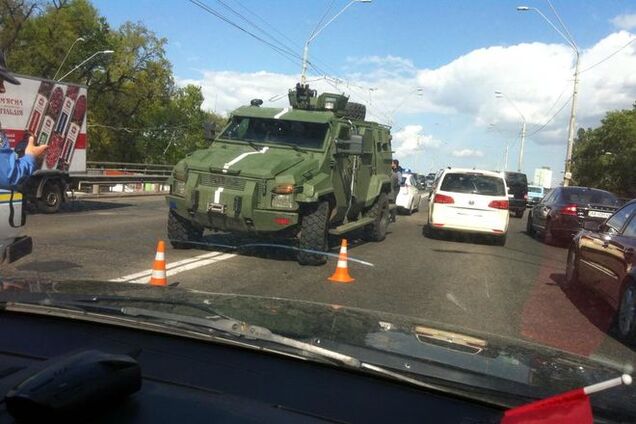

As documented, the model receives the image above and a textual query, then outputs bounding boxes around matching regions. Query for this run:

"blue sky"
[92,0,636,185]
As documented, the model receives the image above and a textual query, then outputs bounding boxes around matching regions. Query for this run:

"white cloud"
[611,14,636,30]
[452,149,484,158]
[177,31,636,145]
[392,125,441,159]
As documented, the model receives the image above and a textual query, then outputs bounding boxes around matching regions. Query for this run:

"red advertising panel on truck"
[0,75,87,173]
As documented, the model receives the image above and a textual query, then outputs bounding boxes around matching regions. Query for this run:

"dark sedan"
[526,186,622,244]
[564,200,636,341]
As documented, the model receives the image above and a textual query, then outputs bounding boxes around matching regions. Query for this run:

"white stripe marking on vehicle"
[127,253,236,284]
[109,251,223,282]
[274,107,289,119]
[222,147,269,174]
[213,187,224,203]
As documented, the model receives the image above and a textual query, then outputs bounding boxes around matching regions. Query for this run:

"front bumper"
[167,195,299,233]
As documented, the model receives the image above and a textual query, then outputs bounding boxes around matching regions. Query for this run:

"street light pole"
[495,91,527,172]
[53,37,85,80]
[517,5,580,186]
[300,0,371,84]
[564,52,580,186]
[58,50,114,82]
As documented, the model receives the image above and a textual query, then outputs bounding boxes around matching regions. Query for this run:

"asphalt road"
[2,194,635,370]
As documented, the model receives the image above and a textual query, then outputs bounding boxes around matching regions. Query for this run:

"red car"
[564,199,636,341]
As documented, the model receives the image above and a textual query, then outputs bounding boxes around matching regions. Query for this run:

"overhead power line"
[579,36,636,74]
[527,94,573,137]
[187,0,304,67]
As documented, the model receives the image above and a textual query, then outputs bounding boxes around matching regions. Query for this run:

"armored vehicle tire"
[362,193,390,242]
[168,210,203,249]
[298,201,330,266]
[344,102,366,121]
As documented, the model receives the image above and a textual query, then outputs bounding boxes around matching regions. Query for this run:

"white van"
[0,189,32,264]
[426,168,510,245]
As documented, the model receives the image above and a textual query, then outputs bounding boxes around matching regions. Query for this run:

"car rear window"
[528,186,543,194]
[505,172,528,187]
[562,188,620,205]
[440,173,506,196]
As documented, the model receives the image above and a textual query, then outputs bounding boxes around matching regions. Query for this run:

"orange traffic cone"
[328,239,355,283]
[149,240,168,286]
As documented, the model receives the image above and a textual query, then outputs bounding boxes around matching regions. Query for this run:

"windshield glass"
[220,116,328,149]
[2,1,636,420]
[440,173,506,196]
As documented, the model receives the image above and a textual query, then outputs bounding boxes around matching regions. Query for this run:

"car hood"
[1,279,635,415]
[184,144,317,179]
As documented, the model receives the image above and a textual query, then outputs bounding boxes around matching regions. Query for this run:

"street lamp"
[300,0,371,84]
[517,4,580,186]
[488,123,513,171]
[495,91,526,172]
[389,87,423,125]
[58,50,114,82]
[53,37,85,80]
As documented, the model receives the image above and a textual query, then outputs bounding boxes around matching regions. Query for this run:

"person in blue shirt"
[0,51,48,190]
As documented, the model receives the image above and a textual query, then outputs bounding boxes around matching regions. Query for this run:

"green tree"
[1,0,224,164]
[572,105,636,198]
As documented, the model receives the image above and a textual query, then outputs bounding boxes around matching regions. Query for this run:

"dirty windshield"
[1,0,636,421]
[220,117,328,149]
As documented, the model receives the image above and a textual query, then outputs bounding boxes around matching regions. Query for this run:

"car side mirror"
[335,134,363,155]
[583,221,601,232]
[203,122,216,142]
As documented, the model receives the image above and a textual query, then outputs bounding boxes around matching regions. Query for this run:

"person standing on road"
[0,51,48,190]
[389,159,403,223]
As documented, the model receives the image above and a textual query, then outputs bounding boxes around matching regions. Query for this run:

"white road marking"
[109,251,229,283]
[222,147,269,173]
[274,107,289,119]
[213,187,224,203]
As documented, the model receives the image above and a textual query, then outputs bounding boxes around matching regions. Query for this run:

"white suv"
[426,168,509,245]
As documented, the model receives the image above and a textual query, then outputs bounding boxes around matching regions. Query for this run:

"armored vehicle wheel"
[168,210,203,249]
[298,201,329,266]
[344,102,366,121]
[362,193,390,242]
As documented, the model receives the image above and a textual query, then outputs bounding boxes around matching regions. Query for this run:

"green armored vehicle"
[166,84,393,265]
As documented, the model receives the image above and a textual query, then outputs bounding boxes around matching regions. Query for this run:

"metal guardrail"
[85,161,174,176]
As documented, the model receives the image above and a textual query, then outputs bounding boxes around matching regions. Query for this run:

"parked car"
[527,185,545,206]
[425,168,509,245]
[396,173,422,215]
[504,171,528,218]
[564,199,636,341]
[526,186,622,244]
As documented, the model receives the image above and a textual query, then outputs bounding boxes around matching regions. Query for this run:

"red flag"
[502,388,592,424]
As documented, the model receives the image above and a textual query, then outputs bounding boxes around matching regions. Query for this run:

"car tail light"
[488,200,509,210]
[524,194,528,200]
[434,194,454,204]
[274,217,290,225]
[492,229,504,233]
[560,204,577,216]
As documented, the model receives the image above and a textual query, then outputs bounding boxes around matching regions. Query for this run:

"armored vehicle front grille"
[199,173,247,190]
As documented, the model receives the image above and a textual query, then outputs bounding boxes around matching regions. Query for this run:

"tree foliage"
[0,0,223,164]
[572,104,636,198]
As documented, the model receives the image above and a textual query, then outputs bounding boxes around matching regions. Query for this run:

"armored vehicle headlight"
[272,194,296,209]
[173,180,186,196]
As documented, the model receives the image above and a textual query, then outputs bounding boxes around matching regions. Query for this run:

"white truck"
[1,75,89,214]
[1,74,170,214]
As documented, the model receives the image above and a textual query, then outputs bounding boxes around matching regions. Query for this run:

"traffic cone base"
[149,240,167,286]
[328,239,355,283]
